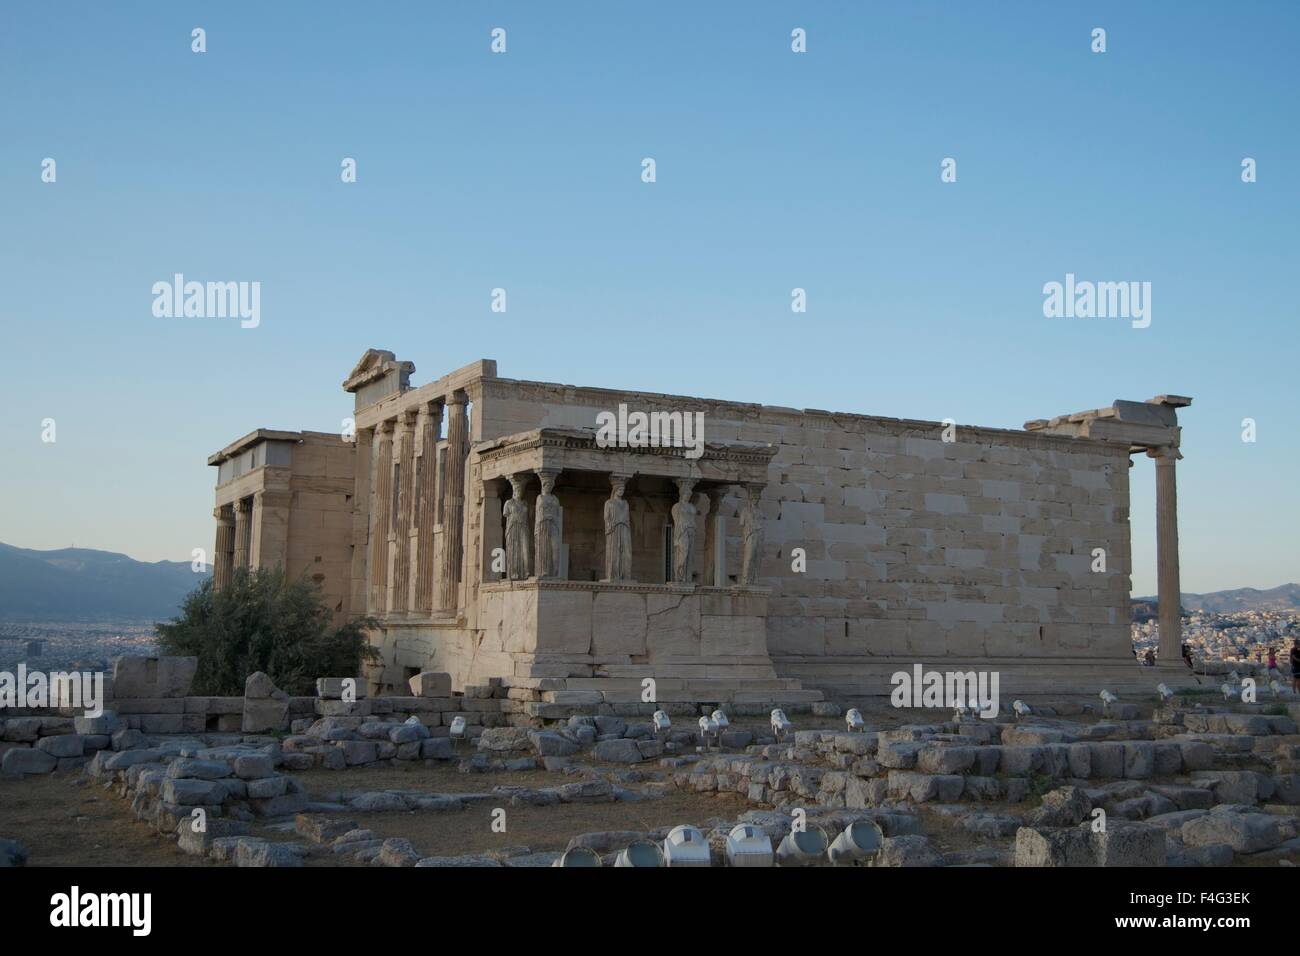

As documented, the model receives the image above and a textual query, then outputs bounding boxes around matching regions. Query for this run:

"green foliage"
[1000,770,1055,806]
[1028,772,1054,799]
[155,567,378,697]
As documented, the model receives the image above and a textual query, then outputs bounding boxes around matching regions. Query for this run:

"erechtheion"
[208,351,1192,704]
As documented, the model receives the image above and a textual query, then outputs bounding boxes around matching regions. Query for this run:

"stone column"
[389,411,416,613]
[368,420,394,614]
[233,497,252,570]
[702,488,727,586]
[414,402,441,612]
[213,505,235,590]
[1150,445,1182,664]
[436,393,468,611]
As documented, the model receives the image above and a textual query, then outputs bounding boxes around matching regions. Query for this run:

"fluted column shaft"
[389,413,416,612]
[233,498,252,570]
[368,420,394,614]
[213,506,235,590]
[437,394,468,611]
[414,402,441,613]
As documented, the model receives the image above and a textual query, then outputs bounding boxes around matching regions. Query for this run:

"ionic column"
[1149,445,1182,664]
[213,505,235,590]
[368,420,395,614]
[390,411,416,612]
[233,497,252,570]
[414,401,441,612]
[437,393,468,611]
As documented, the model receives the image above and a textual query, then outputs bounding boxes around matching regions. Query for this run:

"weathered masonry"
[209,350,1192,702]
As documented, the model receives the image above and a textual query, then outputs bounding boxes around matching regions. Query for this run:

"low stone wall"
[2,653,826,778]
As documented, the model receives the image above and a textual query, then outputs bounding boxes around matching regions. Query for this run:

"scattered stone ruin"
[3,654,1298,868]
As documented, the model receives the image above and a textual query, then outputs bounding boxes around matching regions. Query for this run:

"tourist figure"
[534,472,563,579]
[603,476,632,581]
[503,475,531,580]
[1143,648,1156,666]
[1266,646,1279,681]
[670,479,697,584]
[1291,640,1300,694]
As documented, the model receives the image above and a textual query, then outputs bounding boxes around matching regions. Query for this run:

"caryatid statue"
[603,474,633,581]
[739,483,765,586]
[502,474,532,581]
[534,470,563,579]
[670,478,698,584]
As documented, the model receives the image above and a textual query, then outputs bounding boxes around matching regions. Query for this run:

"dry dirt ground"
[344,790,750,859]
[288,763,753,860]
[0,762,752,866]
[0,773,206,867]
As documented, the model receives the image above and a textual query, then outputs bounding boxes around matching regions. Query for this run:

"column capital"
[414,402,434,455]
[1146,443,1181,462]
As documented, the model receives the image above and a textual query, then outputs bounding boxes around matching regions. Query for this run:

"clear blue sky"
[2,1,1296,596]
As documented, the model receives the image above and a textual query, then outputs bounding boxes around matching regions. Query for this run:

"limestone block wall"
[473,377,1133,673]
[213,432,355,622]
[283,434,356,620]
[472,582,774,683]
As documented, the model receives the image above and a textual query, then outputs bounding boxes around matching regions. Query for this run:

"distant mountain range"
[1,540,1293,623]
[1133,583,1300,617]
[0,543,209,621]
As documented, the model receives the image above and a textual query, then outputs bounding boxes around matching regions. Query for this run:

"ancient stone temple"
[208,350,1192,703]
